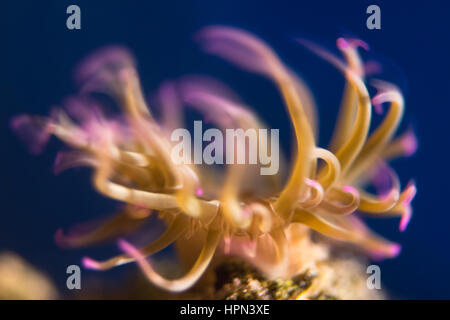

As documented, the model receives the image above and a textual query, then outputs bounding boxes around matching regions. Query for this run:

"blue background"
[1,0,449,299]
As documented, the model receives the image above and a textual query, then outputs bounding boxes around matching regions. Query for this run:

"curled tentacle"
[298,39,373,175]
[318,185,360,215]
[358,163,401,213]
[298,178,324,209]
[346,80,405,182]
[314,147,341,190]
[118,229,221,292]
[386,181,417,232]
[92,147,219,222]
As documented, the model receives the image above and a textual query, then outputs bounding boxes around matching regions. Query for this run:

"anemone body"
[12,26,417,293]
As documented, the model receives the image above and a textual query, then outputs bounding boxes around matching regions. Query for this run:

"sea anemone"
[11,26,416,293]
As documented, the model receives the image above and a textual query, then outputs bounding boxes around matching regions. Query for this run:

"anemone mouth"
[11,25,416,292]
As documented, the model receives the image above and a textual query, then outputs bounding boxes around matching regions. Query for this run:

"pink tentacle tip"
[195,188,204,196]
[351,39,370,51]
[82,257,101,270]
[372,244,401,260]
[404,182,417,204]
[11,115,51,154]
[337,38,369,51]
[336,38,349,50]
[53,152,66,175]
[389,243,402,257]
[54,228,67,246]
[10,115,25,130]
[399,207,412,232]
[402,132,418,157]
[371,97,384,114]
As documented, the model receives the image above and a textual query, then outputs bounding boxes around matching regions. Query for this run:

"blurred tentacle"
[181,78,266,229]
[198,26,316,222]
[93,148,219,222]
[198,26,317,220]
[156,81,184,135]
[385,181,417,231]
[346,80,404,182]
[289,71,319,139]
[329,38,367,152]
[82,213,189,270]
[269,228,289,274]
[55,206,150,248]
[382,128,418,160]
[118,229,221,292]
[292,209,400,259]
[298,39,372,175]
[358,164,401,213]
